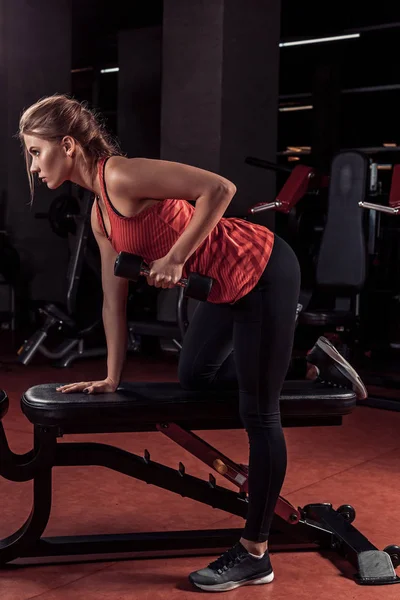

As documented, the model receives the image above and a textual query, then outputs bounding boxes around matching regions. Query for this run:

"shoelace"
[208,544,247,573]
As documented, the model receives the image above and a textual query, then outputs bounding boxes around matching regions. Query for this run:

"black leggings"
[178,235,301,542]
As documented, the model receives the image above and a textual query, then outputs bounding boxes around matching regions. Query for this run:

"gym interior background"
[1,1,400,598]
[1,0,399,391]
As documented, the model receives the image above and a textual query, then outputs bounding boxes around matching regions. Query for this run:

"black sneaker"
[188,542,274,592]
[307,337,367,400]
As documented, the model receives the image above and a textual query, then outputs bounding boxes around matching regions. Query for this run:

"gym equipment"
[19,195,203,364]
[0,383,398,585]
[358,163,400,219]
[114,251,210,354]
[245,155,330,292]
[35,194,80,238]
[245,156,329,215]
[354,163,400,409]
[114,252,214,302]
[291,151,368,361]
[17,190,105,367]
[0,231,19,331]
[127,286,192,354]
[0,191,19,331]
[114,250,217,354]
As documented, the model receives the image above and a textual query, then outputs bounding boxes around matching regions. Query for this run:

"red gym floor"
[1,353,400,599]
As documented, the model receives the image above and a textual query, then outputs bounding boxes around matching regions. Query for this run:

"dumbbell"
[114,252,213,302]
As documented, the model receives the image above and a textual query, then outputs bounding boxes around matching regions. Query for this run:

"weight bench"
[0,382,399,585]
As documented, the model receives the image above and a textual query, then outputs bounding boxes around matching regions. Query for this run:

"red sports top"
[95,157,275,304]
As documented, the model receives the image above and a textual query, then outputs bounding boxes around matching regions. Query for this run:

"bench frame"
[0,398,399,586]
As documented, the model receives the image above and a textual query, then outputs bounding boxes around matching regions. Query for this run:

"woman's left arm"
[110,157,237,264]
[167,182,236,264]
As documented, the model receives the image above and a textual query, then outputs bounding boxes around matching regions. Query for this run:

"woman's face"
[24,134,72,189]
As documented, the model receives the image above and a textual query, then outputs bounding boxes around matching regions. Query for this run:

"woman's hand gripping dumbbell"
[114,252,213,302]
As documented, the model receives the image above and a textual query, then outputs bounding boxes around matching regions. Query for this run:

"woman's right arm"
[93,213,129,388]
[57,204,129,394]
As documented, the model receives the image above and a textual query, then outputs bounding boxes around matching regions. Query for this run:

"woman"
[19,94,365,592]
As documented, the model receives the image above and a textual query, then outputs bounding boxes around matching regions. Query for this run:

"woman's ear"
[62,136,76,157]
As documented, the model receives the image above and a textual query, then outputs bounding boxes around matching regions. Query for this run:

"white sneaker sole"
[192,570,274,592]
[316,337,368,400]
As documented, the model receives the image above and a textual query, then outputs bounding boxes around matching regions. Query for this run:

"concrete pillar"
[118,27,162,159]
[161,0,281,225]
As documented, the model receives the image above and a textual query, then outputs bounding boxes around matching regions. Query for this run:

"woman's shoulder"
[103,156,147,199]
[103,155,136,181]
[105,155,170,188]
[105,155,157,174]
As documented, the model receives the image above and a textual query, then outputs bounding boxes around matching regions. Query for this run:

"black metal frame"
[0,412,399,586]
[17,190,108,368]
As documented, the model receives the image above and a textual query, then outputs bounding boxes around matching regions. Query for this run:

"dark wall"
[160,0,281,226]
[161,1,224,173]
[0,0,72,303]
[220,1,281,220]
[118,27,162,159]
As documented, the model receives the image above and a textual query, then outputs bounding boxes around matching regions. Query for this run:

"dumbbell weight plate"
[114,252,143,281]
[185,272,213,302]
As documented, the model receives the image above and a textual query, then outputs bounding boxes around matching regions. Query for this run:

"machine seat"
[299,309,355,326]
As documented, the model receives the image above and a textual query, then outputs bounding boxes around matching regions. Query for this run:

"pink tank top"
[96,157,274,303]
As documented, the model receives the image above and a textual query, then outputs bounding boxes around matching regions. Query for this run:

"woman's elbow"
[223,180,237,198]
[217,180,236,204]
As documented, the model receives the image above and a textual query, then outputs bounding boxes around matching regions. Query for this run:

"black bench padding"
[0,390,8,420]
[21,381,356,434]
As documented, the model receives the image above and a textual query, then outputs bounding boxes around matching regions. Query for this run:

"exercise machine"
[0,231,19,333]
[245,155,330,304]
[355,162,400,409]
[245,156,329,217]
[246,151,368,356]
[17,190,105,367]
[0,382,398,585]
[0,191,19,332]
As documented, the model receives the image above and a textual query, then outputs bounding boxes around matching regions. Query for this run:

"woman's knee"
[239,395,282,430]
[179,372,211,391]
[178,361,210,391]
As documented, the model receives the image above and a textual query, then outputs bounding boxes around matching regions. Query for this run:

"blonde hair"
[18,93,122,199]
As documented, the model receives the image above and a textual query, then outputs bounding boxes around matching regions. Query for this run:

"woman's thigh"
[178,301,234,390]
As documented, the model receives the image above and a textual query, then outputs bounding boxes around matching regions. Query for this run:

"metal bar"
[245,156,292,173]
[0,469,53,564]
[250,201,282,214]
[55,442,248,518]
[359,201,399,215]
[304,504,375,560]
[0,426,55,482]
[279,22,400,51]
[11,527,322,566]
[280,83,400,102]
[157,422,249,491]
[14,529,243,564]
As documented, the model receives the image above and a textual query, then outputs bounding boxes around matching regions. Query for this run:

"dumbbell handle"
[139,263,189,287]
[115,252,213,301]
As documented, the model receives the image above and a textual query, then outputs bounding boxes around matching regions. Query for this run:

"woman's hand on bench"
[56,377,118,395]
